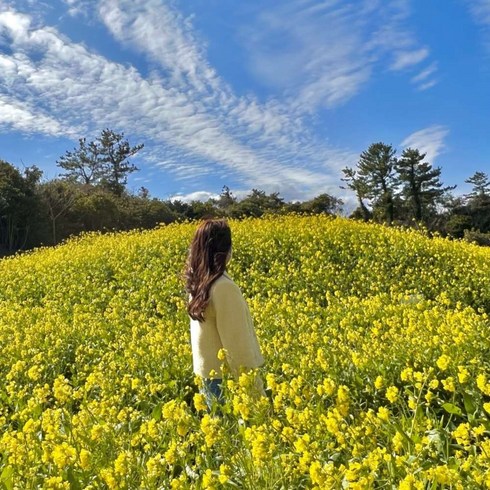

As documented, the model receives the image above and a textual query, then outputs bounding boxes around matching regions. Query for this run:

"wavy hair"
[185,219,232,321]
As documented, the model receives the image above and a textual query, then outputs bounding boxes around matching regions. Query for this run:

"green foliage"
[465,171,490,200]
[228,189,285,218]
[297,193,343,215]
[395,148,455,224]
[96,129,143,197]
[0,160,44,252]
[341,167,372,221]
[57,129,143,197]
[38,179,80,245]
[357,142,397,224]
[444,214,474,239]
[463,229,490,247]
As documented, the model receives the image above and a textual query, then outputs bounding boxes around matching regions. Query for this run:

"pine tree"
[340,167,371,221]
[356,143,397,224]
[57,129,143,196]
[463,171,490,233]
[57,138,105,185]
[465,171,490,201]
[97,129,143,197]
[395,148,455,223]
[217,185,236,210]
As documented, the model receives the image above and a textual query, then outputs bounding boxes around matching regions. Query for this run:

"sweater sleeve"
[212,278,263,374]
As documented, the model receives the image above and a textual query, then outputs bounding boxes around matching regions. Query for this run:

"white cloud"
[390,48,429,70]
[0,8,31,40]
[169,191,220,203]
[0,94,67,135]
[401,125,449,162]
[241,0,437,110]
[465,0,490,50]
[416,79,438,91]
[467,0,490,25]
[411,63,437,83]
[0,1,374,201]
[62,0,93,17]
[95,1,310,152]
[98,0,219,93]
[410,62,438,90]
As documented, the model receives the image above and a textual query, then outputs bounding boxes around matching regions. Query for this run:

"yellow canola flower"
[114,450,132,476]
[436,354,450,371]
[294,433,310,453]
[52,442,76,469]
[429,379,439,390]
[377,407,390,422]
[244,425,276,467]
[399,474,424,490]
[442,377,456,393]
[202,469,216,489]
[425,465,461,486]
[452,423,471,447]
[164,441,180,465]
[99,468,118,490]
[193,393,208,412]
[27,365,42,381]
[401,367,414,382]
[79,448,91,470]
[217,348,227,361]
[218,464,231,484]
[1,214,490,488]
[457,365,470,384]
[44,476,70,490]
[146,453,165,479]
[392,432,404,453]
[477,374,490,396]
[53,376,73,405]
[385,386,399,403]
[200,414,220,448]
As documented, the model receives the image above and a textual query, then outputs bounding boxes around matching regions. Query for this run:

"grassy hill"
[1,215,489,489]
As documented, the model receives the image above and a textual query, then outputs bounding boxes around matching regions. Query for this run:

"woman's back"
[190,271,263,378]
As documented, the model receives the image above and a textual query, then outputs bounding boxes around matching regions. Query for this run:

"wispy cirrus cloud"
[390,48,429,70]
[0,94,66,135]
[95,0,312,156]
[241,0,438,110]
[466,0,490,25]
[464,0,490,50]
[0,0,358,201]
[412,63,437,83]
[411,62,438,90]
[62,0,92,17]
[401,125,449,163]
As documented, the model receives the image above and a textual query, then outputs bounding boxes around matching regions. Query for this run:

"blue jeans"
[201,378,224,411]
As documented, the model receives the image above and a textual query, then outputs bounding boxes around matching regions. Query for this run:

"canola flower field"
[1,214,490,490]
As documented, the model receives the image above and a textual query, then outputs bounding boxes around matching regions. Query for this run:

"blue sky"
[0,0,489,208]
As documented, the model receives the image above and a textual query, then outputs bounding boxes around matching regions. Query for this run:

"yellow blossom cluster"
[0,214,489,488]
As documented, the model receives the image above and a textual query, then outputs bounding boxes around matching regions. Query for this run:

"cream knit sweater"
[190,272,264,378]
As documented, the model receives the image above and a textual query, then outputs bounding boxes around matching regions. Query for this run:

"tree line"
[1,129,489,256]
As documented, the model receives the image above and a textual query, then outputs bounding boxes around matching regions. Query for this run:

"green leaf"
[463,392,476,415]
[1,466,14,490]
[152,403,162,421]
[442,403,462,416]
[66,468,82,490]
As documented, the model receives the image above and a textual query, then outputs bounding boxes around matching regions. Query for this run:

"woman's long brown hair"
[185,219,232,321]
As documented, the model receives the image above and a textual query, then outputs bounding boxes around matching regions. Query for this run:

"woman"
[185,219,264,409]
